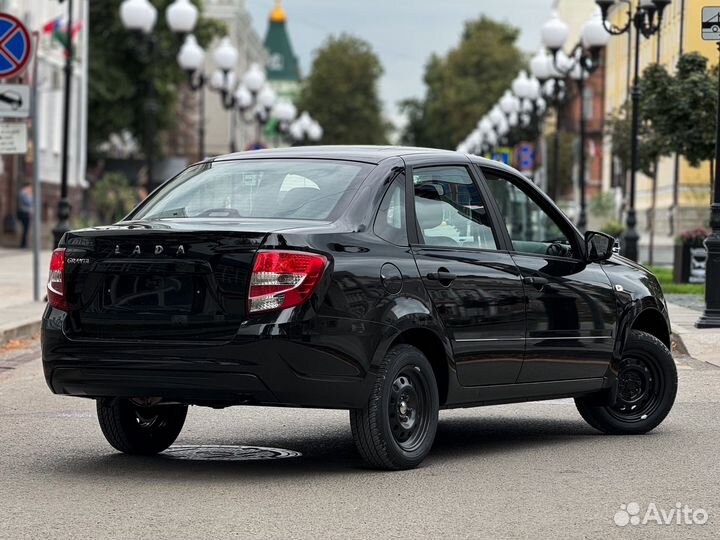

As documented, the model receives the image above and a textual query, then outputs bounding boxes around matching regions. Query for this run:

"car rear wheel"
[575,330,677,435]
[96,398,187,455]
[350,344,439,470]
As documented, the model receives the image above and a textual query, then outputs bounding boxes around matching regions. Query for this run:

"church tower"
[263,0,300,100]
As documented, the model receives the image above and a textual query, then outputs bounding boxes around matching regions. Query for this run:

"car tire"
[96,398,188,455]
[350,344,439,470]
[575,330,677,435]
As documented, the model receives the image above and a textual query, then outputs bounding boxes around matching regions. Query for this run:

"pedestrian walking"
[17,182,33,249]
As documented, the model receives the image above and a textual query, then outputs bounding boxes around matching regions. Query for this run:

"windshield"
[131,159,373,221]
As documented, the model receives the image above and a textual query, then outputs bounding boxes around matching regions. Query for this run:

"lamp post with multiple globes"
[538,9,610,231]
[593,0,672,261]
[119,0,199,186]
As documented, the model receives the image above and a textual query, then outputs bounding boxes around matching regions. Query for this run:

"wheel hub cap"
[611,356,662,421]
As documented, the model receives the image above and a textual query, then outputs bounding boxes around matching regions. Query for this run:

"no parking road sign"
[0,13,31,78]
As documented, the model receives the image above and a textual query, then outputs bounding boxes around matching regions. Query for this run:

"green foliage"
[546,130,575,197]
[608,53,717,177]
[659,53,716,167]
[88,0,225,161]
[589,192,616,222]
[600,219,624,238]
[400,17,525,149]
[297,34,387,145]
[93,172,138,224]
[605,99,668,178]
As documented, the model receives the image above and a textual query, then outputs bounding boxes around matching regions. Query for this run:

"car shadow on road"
[41,412,615,479]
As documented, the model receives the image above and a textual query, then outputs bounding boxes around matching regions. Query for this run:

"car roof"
[211,145,517,172]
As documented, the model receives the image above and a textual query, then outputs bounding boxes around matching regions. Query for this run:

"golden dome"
[269,0,287,23]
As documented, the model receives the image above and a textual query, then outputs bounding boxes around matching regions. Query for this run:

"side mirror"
[585,231,615,262]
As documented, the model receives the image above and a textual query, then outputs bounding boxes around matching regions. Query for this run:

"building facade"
[549,0,606,225]
[202,0,266,156]
[602,0,715,264]
[0,0,88,247]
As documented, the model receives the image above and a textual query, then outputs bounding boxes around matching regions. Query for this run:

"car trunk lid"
[60,219,294,342]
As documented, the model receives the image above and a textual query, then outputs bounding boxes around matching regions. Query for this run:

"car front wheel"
[350,344,439,470]
[575,330,677,434]
[96,398,187,455]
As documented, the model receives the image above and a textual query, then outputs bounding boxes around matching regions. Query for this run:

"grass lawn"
[647,266,705,295]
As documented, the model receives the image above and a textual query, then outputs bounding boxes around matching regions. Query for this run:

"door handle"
[427,268,457,283]
[522,276,549,288]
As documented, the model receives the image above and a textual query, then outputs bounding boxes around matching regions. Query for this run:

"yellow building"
[602,0,715,264]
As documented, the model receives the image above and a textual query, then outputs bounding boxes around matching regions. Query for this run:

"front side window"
[132,160,373,221]
[412,165,497,250]
[482,170,575,258]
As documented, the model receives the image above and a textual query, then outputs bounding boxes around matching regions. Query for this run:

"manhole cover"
[162,444,302,461]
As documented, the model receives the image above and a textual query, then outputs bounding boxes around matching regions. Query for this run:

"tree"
[400,17,525,149]
[88,0,224,161]
[297,34,387,145]
[605,100,666,179]
[659,53,716,168]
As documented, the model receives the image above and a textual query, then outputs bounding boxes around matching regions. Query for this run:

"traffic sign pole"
[30,31,40,302]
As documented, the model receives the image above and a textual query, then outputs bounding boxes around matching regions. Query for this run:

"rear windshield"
[131,159,373,221]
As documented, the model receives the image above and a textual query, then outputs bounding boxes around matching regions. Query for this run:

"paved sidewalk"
[667,300,720,368]
[0,247,50,343]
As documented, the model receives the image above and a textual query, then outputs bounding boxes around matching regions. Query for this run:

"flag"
[42,17,63,34]
[42,17,82,57]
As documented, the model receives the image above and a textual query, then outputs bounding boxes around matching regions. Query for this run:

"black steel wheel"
[350,344,439,470]
[575,330,677,435]
[97,398,187,455]
[608,356,663,422]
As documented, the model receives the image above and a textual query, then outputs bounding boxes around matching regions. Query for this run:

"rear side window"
[412,165,498,250]
[374,175,407,246]
[132,160,373,221]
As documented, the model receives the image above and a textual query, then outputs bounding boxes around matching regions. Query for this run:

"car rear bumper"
[42,306,389,409]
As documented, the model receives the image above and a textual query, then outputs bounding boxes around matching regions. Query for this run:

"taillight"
[248,250,327,313]
[47,248,70,310]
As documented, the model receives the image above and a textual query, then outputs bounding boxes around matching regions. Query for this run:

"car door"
[478,166,617,383]
[407,157,526,386]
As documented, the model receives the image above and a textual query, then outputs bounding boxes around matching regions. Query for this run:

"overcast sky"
[245,0,555,125]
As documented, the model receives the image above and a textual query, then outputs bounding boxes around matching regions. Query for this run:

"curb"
[671,331,689,356]
[0,319,42,345]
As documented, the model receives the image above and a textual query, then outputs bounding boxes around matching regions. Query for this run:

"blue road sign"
[491,147,511,165]
[0,13,31,78]
[518,143,535,170]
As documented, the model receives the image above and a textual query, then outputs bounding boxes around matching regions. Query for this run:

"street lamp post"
[540,9,610,231]
[177,34,207,160]
[289,111,323,145]
[531,49,567,203]
[120,0,197,187]
[52,0,74,247]
[596,0,672,261]
[696,43,720,328]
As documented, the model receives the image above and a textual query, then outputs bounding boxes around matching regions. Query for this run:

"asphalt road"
[1,342,719,540]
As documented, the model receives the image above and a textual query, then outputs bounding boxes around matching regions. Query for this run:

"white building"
[0,0,88,240]
[202,0,267,156]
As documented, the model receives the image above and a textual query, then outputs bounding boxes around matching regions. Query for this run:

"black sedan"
[42,146,677,470]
